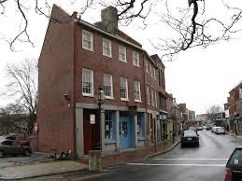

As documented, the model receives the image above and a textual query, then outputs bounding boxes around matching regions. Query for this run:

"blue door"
[119,117,134,149]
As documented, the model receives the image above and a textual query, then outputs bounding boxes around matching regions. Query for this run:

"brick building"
[37,5,170,161]
[227,81,242,135]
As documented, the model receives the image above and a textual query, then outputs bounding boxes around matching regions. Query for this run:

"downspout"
[142,52,149,149]
[73,19,77,159]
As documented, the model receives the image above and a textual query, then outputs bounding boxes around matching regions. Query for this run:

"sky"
[0,0,242,114]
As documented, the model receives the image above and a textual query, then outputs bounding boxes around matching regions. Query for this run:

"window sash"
[133,51,139,66]
[82,68,93,96]
[105,112,113,140]
[134,81,141,101]
[120,77,128,100]
[119,45,126,62]
[82,30,93,50]
[103,38,111,57]
[103,74,113,98]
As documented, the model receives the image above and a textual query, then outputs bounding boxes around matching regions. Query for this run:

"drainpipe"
[142,52,149,149]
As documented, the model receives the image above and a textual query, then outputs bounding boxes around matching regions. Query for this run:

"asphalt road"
[23,130,242,181]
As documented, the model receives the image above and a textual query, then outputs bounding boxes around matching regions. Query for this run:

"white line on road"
[152,158,228,161]
[127,163,226,167]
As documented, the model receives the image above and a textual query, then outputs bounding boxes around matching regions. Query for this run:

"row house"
[37,5,171,161]
[226,81,242,135]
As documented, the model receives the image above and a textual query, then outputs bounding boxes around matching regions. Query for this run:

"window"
[103,38,112,57]
[145,60,149,73]
[82,68,94,96]
[133,51,140,66]
[134,81,141,102]
[120,77,128,100]
[103,74,113,98]
[154,91,158,107]
[151,88,154,106]
[119,45,126,62]
[137,113,145,138]
[82,30,93,51]
[105,111,113,140]
[153,68,157,80]
[146,85,151,105]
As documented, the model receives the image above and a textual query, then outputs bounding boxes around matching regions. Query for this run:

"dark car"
[181,130,199,148]
[0,139,32,158]
[224,146,242,181]
[189,127,199,136]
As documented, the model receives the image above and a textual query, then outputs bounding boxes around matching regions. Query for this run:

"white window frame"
[103,74,113,99]
[133,51,140,66]
[145,60,149,73]
[134,81,141,102]
[151,88,154,106]
[119,45,127,62]
[146,85,151,105]
[82,30,93,51]
[153,68,157,80]
[154,91,158,107]
[103,38,112,57]
[82,68,94,96]
[120,77,129,101]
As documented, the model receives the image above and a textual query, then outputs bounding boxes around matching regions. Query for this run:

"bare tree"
[1,0,242,60]
[1,59,38,135]
[206,105,223,121]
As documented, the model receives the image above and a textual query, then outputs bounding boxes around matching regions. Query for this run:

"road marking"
[153,158,228,161]
[127,163,226,167]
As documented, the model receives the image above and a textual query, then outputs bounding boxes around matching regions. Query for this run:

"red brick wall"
[74,24,146,108]
[37,5,75,153]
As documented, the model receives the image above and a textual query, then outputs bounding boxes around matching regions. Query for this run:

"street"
[16,130,242,181]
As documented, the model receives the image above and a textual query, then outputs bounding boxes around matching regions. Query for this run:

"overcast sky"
[0,0,241,114]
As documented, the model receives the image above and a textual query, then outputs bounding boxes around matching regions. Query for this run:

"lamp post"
[95,86,105,150]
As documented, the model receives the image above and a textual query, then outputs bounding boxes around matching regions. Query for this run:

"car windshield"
[227,149,242,167]
[184,131,197,137]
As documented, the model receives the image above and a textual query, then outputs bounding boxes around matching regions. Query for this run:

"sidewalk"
[0,161,88,180]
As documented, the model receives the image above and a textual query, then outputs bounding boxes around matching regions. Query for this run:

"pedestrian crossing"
[127,158,227,167]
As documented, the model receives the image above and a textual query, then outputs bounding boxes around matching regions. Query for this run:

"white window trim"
[120,77,129,101]
[119,45,127,62]
[103,74,113,99]
[146,85,150,105]
[133,51,140,66]
[134,81,141,102]
[82,30,93,51]
[103,38,112,57]
[82,68,94,97]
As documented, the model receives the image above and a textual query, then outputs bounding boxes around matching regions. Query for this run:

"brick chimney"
[101,6,118,33]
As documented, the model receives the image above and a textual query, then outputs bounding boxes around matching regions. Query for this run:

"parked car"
[0,139,32,158]
[211,126,219,133]
[181,130,199,148]
[197,126,203,131]
[215,127,225,134]
[224,146,242,181]
[189,127,198,136]
[3,134,30,146]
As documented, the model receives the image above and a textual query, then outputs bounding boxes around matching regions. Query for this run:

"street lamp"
[95,86,105,111]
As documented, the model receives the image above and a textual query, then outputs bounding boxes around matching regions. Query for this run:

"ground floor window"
[105,111,115,142]
[137,113,145,139]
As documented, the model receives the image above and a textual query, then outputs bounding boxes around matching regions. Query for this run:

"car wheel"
[24,149,31,156]
[0,150,4,158]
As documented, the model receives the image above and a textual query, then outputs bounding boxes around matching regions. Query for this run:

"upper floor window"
[133,51,140,66]
[120,77,129,100]
[151,88,154,106]
[239,88,242,98]
[145,60,149,73]
[146,85,151,105]
[82,68,94,96]
[119,45,127,62]
[153,68,157,80]
[134,80,141,102]
[103,38,112,57]
[154,91,158,107]
[103,74,113,99]
[82,30,93,51]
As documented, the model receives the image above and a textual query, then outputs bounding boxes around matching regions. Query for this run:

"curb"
[144,140,181,160]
